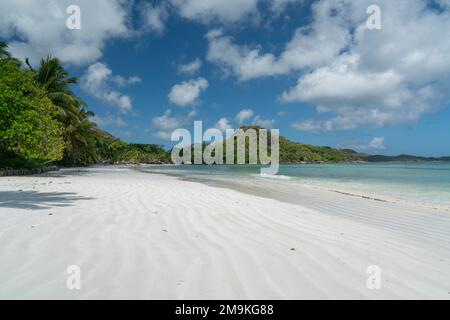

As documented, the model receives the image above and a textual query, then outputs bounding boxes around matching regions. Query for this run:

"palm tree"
[33,56,84,121]
[0,42,11,60]
[33,56,101,163]
[63,104,102,164]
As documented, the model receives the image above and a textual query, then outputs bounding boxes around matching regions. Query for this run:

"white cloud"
[206,29,283,80]
[292,120,323,133]
[204,0,450,131]
[113,75,142,88]
[235,108,274,128]
[152,109,196,140]
[235,109,255,124]
[141,2,169,35]
[91,114,127,127]
[369,137,385,150]
[283,54,422,131]
[270,0,303,14]
[170,0,259,24]
[81,62,139,113]
[215,117,232,132]
[285,0,450,131]
[253,115,275,128]
[154,130,174,140]
[437,0,450,9]
[168,77,209,107]
[152,110,187,130]
[178,58,202,75]
[0,0,130,66]
[338,137,386,152]
[170,0,304,24]
[206,2,350,80]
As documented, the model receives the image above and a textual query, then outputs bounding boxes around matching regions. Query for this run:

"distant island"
[280,137,450,164]
[362,154,450,162]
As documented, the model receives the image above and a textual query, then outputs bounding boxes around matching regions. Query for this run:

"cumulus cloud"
[206,1,350,80]
[152,110,187,130]
[369,137,385,150]
[170,0,303,24]
[292,120,323,133]
[81,62,139,113]
[284,0,450,132]
[168,77,209,107]
[206,29,282,80]
[170,0,259,24]
[141,2,169,35]
[215,117,232,132]
[338,137,386,152]
[151,109,196,140]
[205,0,450,131]
[437,0,450,9]
[283,54,427,131]
[113,75,142,88]
[153,131,174,140]
[253,115,275,128]
[0,0,130,66]
[235,109,255,124]
[234,109,274,128]
[178,58,202,75]
[270,0,303,14]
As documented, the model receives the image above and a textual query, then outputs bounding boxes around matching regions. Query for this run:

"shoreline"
[137,164,450,213]
[146,170,450,238]
[1,166,450,299]
[0,166,59,177]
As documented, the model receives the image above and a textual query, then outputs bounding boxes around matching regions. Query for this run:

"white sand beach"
[0,167,449,299]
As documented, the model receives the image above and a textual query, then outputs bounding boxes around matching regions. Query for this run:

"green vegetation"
[98,140,171,164]
[0,42,11,60]
[0,60,65,167]
[279,136,363,163]
[174,126,364,164]
[0,42,170,168]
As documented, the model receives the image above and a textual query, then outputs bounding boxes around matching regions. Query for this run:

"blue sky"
[1,0,450,156]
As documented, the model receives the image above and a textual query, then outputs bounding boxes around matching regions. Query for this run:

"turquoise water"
[142,162,450,208]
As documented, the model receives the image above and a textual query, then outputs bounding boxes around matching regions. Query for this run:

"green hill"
[279,136,363,163]
[173,126,365,164]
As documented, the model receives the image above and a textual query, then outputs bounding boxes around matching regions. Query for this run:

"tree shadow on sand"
[0,191,94,210]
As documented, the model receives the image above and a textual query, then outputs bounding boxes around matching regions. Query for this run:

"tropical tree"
[0,41,21,66]
[1,42,171,168]
[62,106,103,165]
[33,56,84,123]
[0,60,65,164]
[0,42,11,60]
[31,56,102,163]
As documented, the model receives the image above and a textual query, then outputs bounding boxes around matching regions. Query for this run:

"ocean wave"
[257,173,292,180]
